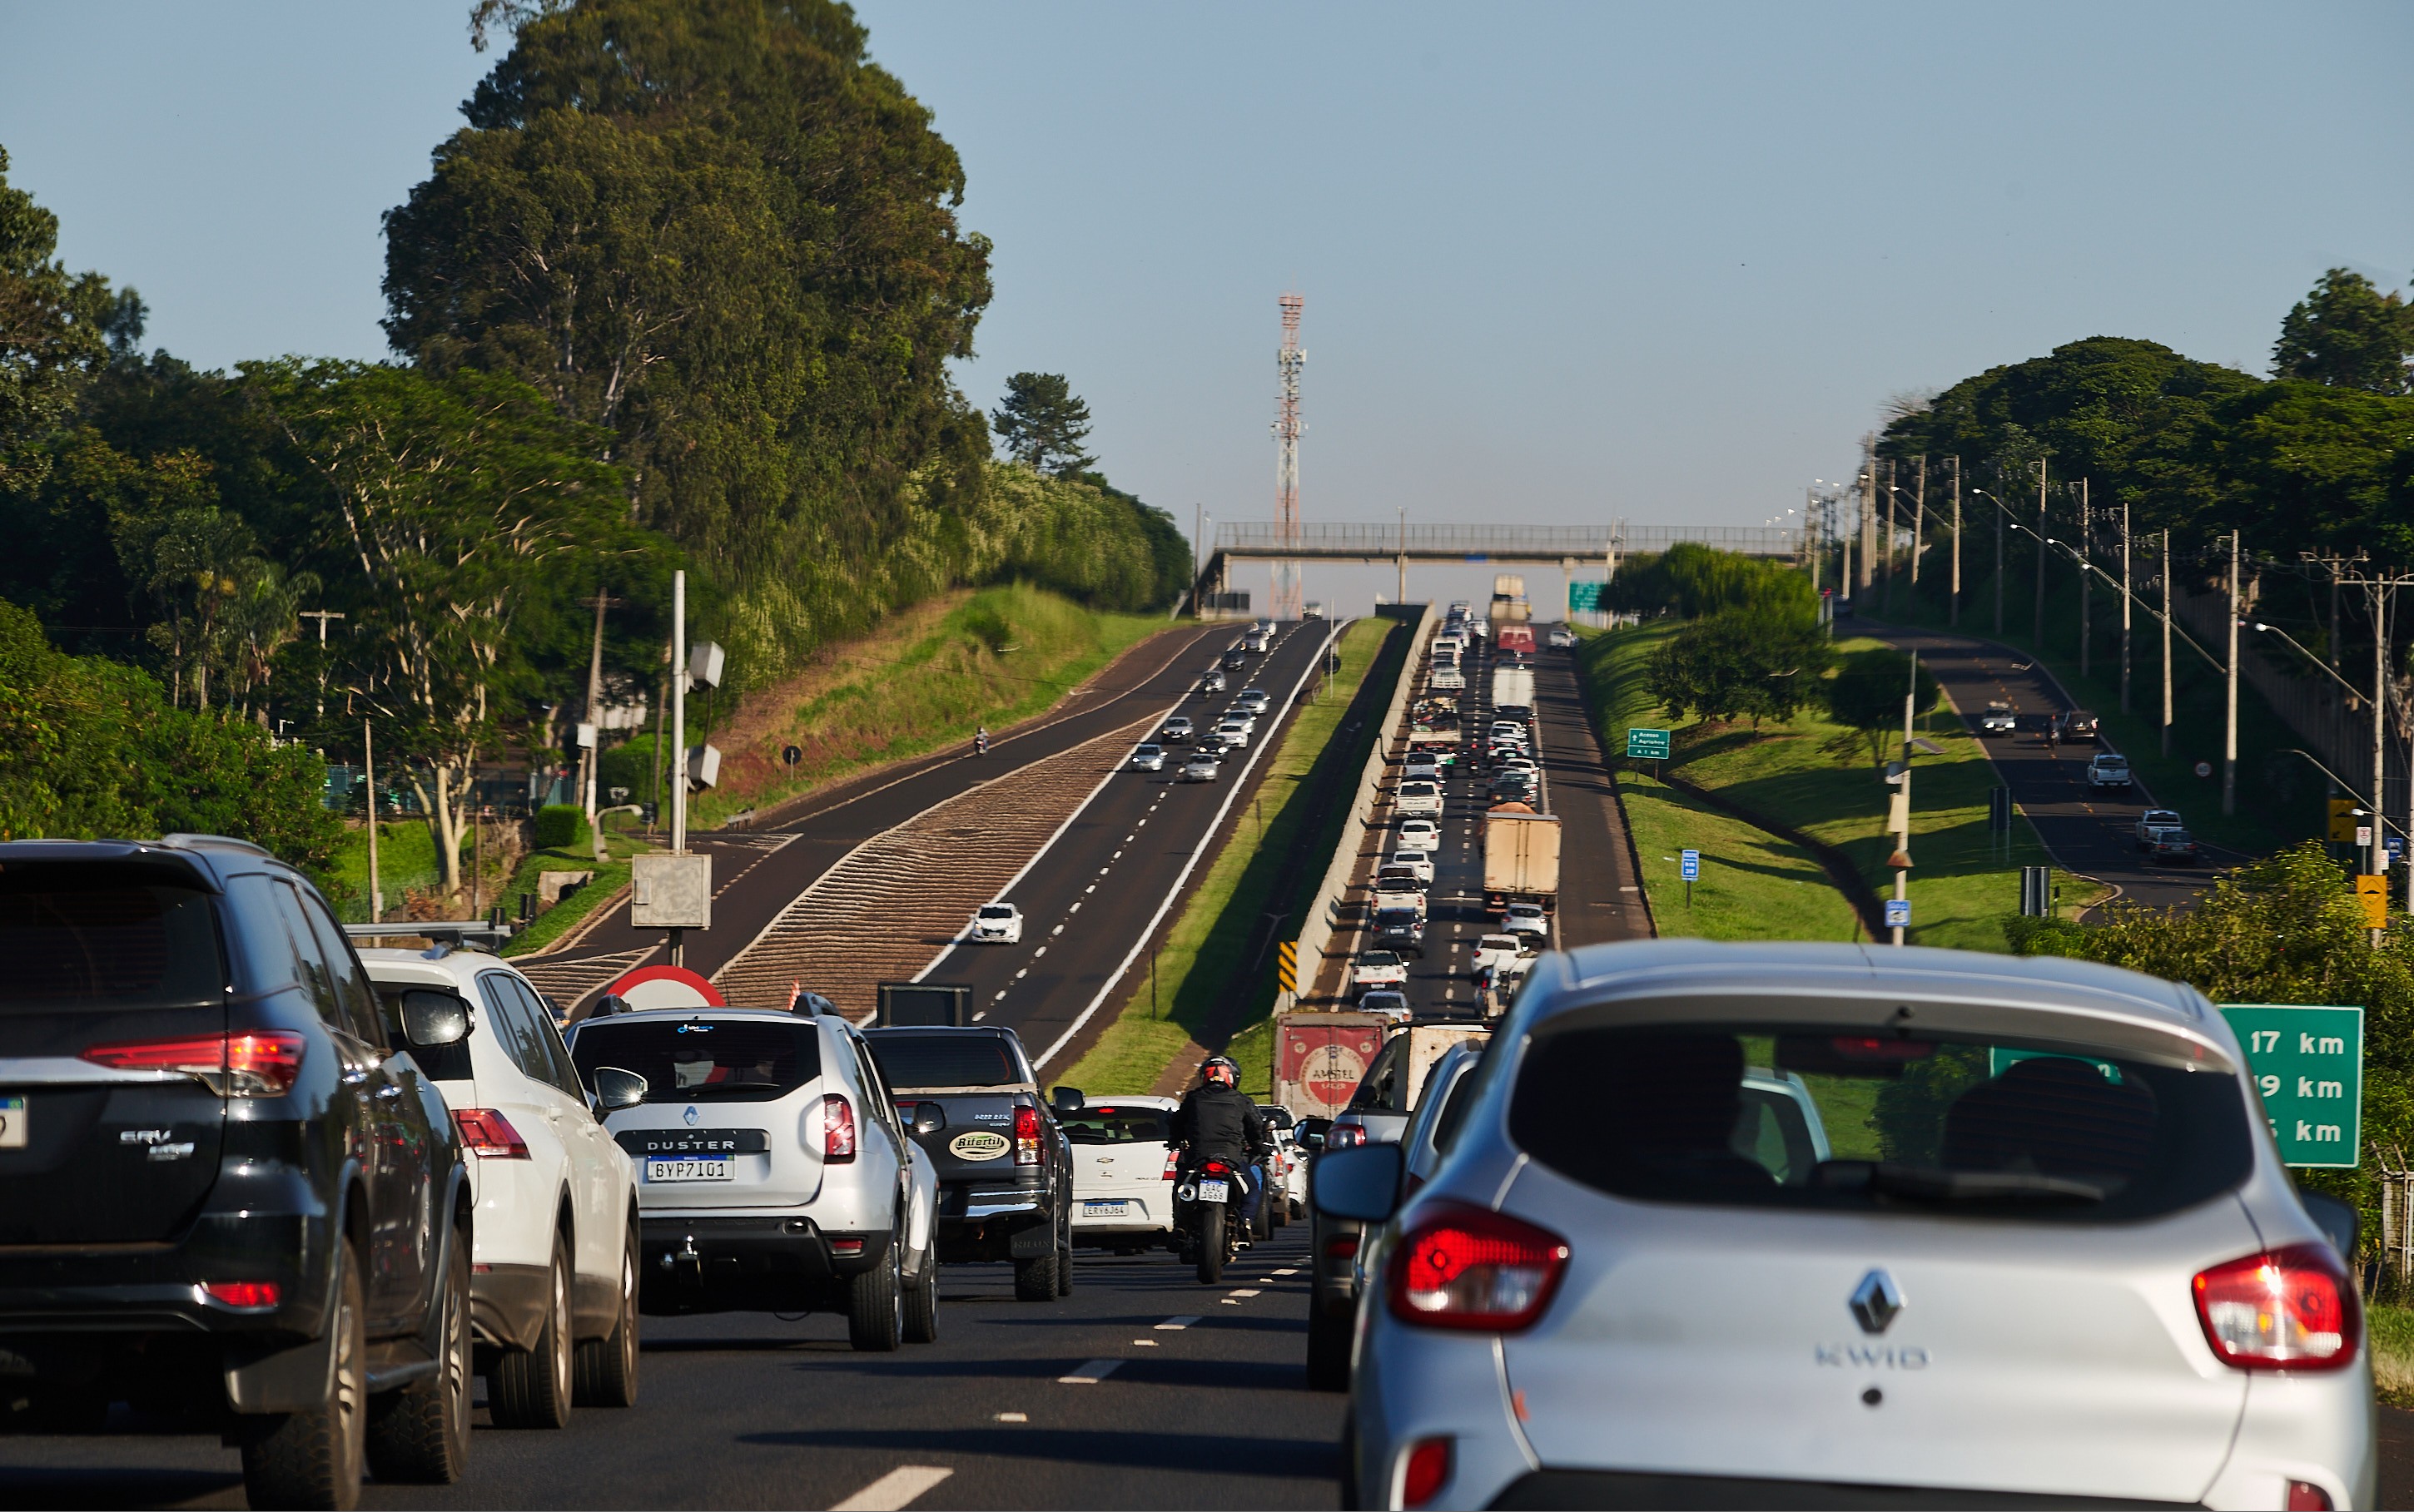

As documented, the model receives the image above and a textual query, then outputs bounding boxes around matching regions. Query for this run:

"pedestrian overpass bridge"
[1191,520,1805,612]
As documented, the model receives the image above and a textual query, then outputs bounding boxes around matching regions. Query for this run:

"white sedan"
[1397,817,1443,851]
[1387,848,1436,885]
[1395,780,1444,817]
[1129,743,1165,772]
[1352,950,1408,994]
[1213,721,1252,750]
[971,902,1023,944]
[1501,901,1551,942]
[1180,752,1219,782]
[1547,627,1578,649]
[1470,932,1530,979]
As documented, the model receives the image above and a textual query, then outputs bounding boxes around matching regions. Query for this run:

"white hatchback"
[971,903,1023,944]
[1388,849,1436,885]
[1065,1096,1180,1249]
[1501,902,1551,943]
[363,948,642,1425]
[1397,818,1443,852]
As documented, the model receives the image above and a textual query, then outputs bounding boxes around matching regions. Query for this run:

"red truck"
[1496,623,1537,657]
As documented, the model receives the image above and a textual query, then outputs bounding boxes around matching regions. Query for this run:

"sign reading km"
[1626,728,1671,761]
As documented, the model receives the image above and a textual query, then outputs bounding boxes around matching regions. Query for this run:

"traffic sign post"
[1884,897,1911,930]
[1681,848,1699,907]
[1627,728,1671,761]
[2218,1004,2362,1167]
[2357,874,2387,930]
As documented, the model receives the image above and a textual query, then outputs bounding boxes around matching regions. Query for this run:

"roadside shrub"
[534,804,589,850]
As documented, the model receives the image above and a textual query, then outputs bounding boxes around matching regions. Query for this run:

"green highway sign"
[2218,1004,2362,1168]
[1626,728,1671,761]
[1568,581,1605,612]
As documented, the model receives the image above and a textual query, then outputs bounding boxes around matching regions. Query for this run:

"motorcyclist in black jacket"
[1170,1056,1272,1230]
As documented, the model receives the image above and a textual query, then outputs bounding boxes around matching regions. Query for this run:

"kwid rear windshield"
[1061,1106,1171,1145]
[864,1031,1029,1089]
[1509,1024,2253,1223]
[0,869,225,1009]
[570,1018,822,1103]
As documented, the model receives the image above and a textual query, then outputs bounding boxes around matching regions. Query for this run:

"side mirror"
[2299,1189,2357,1259]
[910,1102,946,1136]
[401,989,469,1048]
[1313,1143,1406,1223]
[1051,1086,1085,1115]
[590,1066,648,1112]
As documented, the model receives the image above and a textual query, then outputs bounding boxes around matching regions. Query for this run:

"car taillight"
[1325,1233,1360,1260]
[823,1094,857,1163]
[82,1031,305,1098]
[1401,1437,1453,1509]
[2287,1482,2334,1511]
[1327,1123,1368,1150]
[1014,1104,1041,1166]
[201,1281,281,1310]
[1388,1202,1569,1332]
[2193,1243,2357,1371]
[452,1108,529,1159]
[1162,1150,1180,1180]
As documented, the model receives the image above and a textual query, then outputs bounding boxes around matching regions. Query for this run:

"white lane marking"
[1133,1338,1159,1346]
[1220,1297,1243,1305]
[1112,850,1123,860]
[1155,1316,1198,1330]
[1066,903,1080,915]
[1052,924,1065,934]
[994,989,1008,1000]
[1227,1288,1261,1297]
[1016,969,1029,979]
[1273,1267,1299,1276]
[831,1465,955,1512]
[1125,833,1136,842]
[971,1009,988,1021]
[1058,1359,1123,1384]
[996,1411,1028,1423]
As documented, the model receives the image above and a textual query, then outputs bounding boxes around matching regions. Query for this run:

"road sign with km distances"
[1627,728,1671,760]
[2218,1004,2362,1168]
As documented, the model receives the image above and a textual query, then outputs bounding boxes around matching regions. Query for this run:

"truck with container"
[1483,802,1561,915]
[1490,665,1535,712]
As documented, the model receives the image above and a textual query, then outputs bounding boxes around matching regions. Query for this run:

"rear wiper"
[1818,1161,2107,1204]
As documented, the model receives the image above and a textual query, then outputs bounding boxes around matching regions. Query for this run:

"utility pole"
[2318,559,2414,934]
[2034,461,2049,650]
[2079,478,2091,678]
[1994,483,2004,635]
[2119,498,2132,714]
[1949,457,1962,627]
[363,720,383,923]
[578,591,623,860]
[1910,454,1927,588]
[1890,652,1919,947]
[2173,538,2192,761]
[1880,458,1896,615]
[300,610,345,721]
[1857,441,1876,595]
[669,569,688,965]
[2224,531,2239,818]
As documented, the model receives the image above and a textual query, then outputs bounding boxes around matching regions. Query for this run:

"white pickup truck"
[2134,808,2183,849]
[2085,753,2133,789]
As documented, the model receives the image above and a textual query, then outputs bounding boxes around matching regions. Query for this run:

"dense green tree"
[1616,542,1819,623]
[383,0,996,673]
[1646,608,1830,727]
[995,373,1095,476]
[1823,647,1940,770]
[2275,268,2414,395]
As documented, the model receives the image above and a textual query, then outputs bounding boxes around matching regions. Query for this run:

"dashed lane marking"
[1272,1267,1299,1276]
[1133,1338,1159,1346]
[996,1412,1027,1423]
[1033,946,1046,959]
[1227,1288,1261,1297]
[1058,1359,1122,1384]
[1155,1316,1198,1330]
[830,1465,954,1512]
[972,1010,987,1021]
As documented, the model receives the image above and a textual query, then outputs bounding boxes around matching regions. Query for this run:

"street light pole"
[2161,532,2173,757]
[2223,531,2239,818]
[300,609,345,721]
[1949,456,1962,627]
[2119,498,2132,714]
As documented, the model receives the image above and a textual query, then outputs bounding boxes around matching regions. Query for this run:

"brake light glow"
[1014,1104,1041,1166]
[2193,1243,2357,1371]
[823,1094,857,1163]
[1162,1150,1180,1181]
[1388,1202,1569,1331]
[1401,1437,1453,1509]
[452,1108,529,1159]
[1327,1123,1368,1150]
[82,1032,305,1098]
[2287,1482,2334,1511]
[201,1281,281,1310]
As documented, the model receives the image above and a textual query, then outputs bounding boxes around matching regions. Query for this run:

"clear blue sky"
[3,2,2409,610]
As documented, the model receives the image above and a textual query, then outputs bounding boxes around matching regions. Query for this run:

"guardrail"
[1211,522,1803,559]
[1289,602,1438,1007]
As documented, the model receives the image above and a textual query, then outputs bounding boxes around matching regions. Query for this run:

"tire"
[1012,1245,1059,1301]
[847,1238,904,1351]
[1195,1205,1226,1285]
[366,1227,471,1485]
[573,1224,641,1408]
[241,1240,365,1511]
[1269,1182,1290,1228]
[1055,1237,1075,1297]
[903,1242,939,1345]
[1306,1303,1352,1392]
[489,1241,574,1429]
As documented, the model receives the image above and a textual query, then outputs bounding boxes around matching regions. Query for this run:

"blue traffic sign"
[1680,850,1701,881]
[1884,898,1911,929]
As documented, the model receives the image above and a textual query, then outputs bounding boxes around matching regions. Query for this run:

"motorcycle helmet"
[1201,1056,1239,1086]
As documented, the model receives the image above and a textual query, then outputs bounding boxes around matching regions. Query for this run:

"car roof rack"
[156,833,275,858]
[344,921,517,952]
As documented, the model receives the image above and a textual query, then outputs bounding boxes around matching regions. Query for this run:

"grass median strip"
[1060,617,1401,1096]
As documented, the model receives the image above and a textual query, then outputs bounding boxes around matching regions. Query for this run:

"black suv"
[0,836,473,1507]
[861,1026,1077,1301]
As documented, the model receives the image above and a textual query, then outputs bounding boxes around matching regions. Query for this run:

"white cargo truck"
[1489,666,1534,712]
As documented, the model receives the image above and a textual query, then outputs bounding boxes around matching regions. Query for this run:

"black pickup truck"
[862,1026,1078,1302]
[0,836,474,1507]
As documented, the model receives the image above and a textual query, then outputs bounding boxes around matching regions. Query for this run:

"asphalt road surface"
[1863,621,2222,913]
[0,1231,1338,1511]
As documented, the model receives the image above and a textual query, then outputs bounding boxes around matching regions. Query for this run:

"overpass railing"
[1212,522,1803,558]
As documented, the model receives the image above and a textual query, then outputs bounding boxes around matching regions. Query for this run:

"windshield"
[570,1019,822,1103]
[864,1030,1026,1089]
[1061,1105,1171,1145]
[1509,1024,2253,1222]
[0,871,226,1009]
[1479,936,1520,951]
[1360,951,1402,969]
[978,906,1015,919]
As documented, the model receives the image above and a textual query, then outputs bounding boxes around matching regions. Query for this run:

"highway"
[1863,622,2221,912]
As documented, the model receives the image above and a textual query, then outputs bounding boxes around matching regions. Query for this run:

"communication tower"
[1271,293,1305,619]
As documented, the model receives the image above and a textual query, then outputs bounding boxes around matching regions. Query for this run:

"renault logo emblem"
[683,1105,701,1127]
[1850,1269,1905,1335]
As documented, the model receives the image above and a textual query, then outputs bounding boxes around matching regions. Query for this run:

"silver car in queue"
[1318,939,2372,1511]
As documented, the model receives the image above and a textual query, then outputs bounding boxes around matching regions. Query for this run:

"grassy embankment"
[1060,617,1400,1098]
[1578,622,2101,950]
[329,583,1170,944]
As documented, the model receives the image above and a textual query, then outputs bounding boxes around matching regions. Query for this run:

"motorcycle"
[1173,1153,1249,1283]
